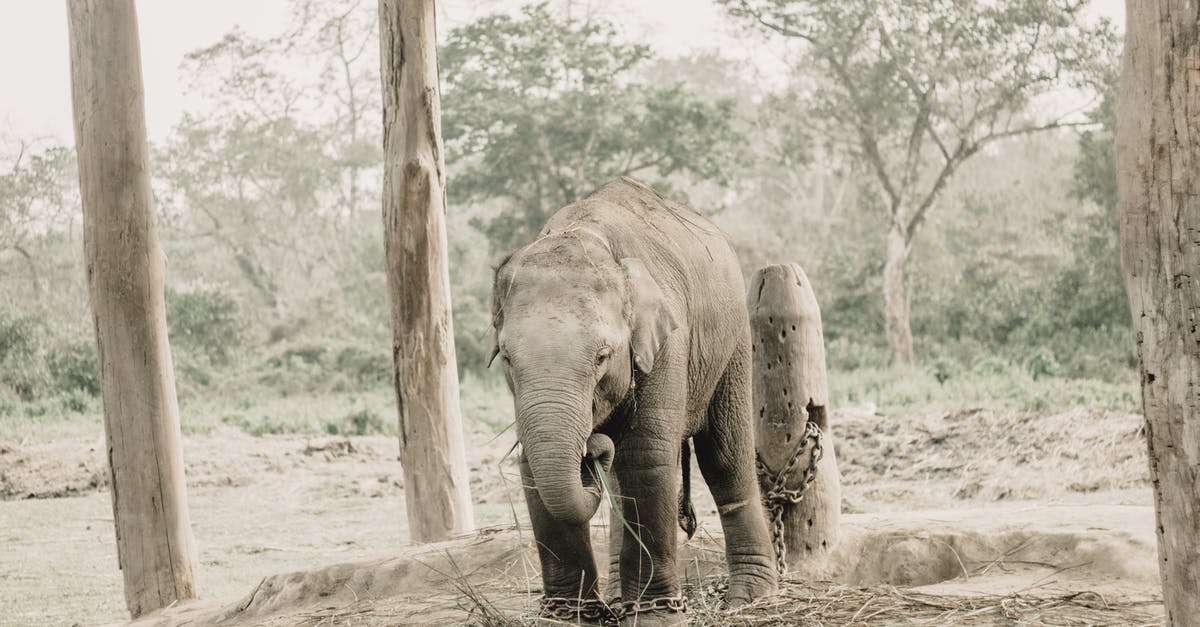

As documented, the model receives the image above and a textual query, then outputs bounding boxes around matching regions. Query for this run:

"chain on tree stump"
[748,263,841,573]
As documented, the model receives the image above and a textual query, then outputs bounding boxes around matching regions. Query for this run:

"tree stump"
[378,0,475,542]
[748,263,841,570]
[67,0,199,616]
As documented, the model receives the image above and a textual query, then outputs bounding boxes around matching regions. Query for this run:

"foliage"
[324,407,390,436]
[0,310,98,401]
[155,0,382,318]
[831,361,1139,414]
[1073,63,1119,216]
[0,142,77,297]
[166,283,246,366]
[440,3,742,251]
[253,340,390,396]
[719,0,1119,363]
[0,1,1138,423]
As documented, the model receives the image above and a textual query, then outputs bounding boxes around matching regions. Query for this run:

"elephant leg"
[613,338,688,625]
[520,454,602,606]
[694,341,778,606]
[604,469,623,601]
[612,438,683,625]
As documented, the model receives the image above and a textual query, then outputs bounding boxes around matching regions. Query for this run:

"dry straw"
[280,574,1162,626]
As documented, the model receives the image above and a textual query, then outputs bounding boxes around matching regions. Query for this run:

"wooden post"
[378,0,475,542]
[66,0,199,617]
[1116,2,1200,622]
[748,263,840,568]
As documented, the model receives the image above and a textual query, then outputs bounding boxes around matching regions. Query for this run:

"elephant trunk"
[517,384,613,525]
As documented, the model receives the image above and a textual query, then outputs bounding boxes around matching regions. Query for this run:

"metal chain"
[755,420,823,575]
[538,596,617,624]
[613,595,688,621]
[540,595,685,625]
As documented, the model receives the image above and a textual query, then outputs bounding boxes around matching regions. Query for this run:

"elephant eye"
[596,348,612,366]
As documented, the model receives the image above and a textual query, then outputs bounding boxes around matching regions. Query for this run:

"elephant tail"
[678,438,698,540]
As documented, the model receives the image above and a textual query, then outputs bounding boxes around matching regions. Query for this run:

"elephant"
[489,177,778,625]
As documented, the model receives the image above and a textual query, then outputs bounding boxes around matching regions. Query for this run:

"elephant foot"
[724,568,778,608]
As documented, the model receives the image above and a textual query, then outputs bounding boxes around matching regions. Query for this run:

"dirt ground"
[0,406,1159,625]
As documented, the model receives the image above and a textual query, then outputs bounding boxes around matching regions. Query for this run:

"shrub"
[48,340,99,396]
[220,413,297,436]
[334,345,390,387]
[0,311,98,401]
[0,390,16,417]
[255,339,394,395]
[0,311,47,401]
[166,283,245,366]
[324,407,390,436]
[59,388,91,413]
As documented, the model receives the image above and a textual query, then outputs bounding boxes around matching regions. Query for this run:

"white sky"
[0,0,1124,146]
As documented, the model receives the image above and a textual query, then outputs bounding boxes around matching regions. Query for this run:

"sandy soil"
[0,407,1160,625]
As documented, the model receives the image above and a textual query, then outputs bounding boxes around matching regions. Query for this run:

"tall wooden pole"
[378,0,474,542]
[1116,2,1200,623]
[748,263,841,570]
[66,0,199,617]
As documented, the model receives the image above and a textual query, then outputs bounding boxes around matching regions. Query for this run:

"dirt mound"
[126,505,1161,626]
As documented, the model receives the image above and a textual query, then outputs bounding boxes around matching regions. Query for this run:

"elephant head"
[489,229,677,524]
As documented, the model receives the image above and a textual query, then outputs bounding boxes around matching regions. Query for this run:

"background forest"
[0,0,1132,440]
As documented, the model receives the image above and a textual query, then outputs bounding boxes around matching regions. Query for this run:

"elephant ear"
[487,254,513,368]
[486,324,501,368]
[621,258,678,374]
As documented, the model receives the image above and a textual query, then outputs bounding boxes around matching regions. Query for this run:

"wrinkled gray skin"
[491,178,777,624]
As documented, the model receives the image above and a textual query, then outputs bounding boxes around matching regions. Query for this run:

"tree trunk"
[749,263,841,569]
[883,221,915,365]
[1115,3,1200,623]
[66,0,199,617]
[378,0,475,543]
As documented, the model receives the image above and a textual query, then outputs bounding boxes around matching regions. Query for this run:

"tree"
[1116,2,1200,622]
[0,141,77,298]
[156,0,383,317]
[157,111,332,312]
[66,0,199,616]
[440,3,741,251]
[378,0,475,542]
[720,0,1117,364]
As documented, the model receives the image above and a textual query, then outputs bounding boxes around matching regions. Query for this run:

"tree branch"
[824,56,900,211]
[905,144,976,243]
[731,0,818,44]
[977,119,1092,146]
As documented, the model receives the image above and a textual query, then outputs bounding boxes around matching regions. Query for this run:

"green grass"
[182,389,398,437]
[0,362,1138,443]
[0,372,517,443]
[0,390,104,442]
[831,362,1140,414]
